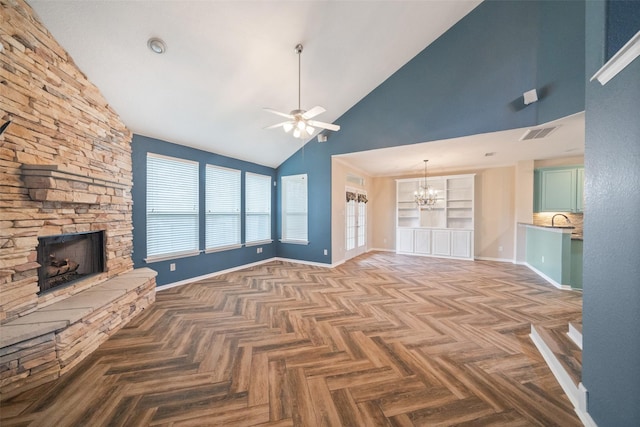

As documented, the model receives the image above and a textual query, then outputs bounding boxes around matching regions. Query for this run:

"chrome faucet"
[551,213,571,227]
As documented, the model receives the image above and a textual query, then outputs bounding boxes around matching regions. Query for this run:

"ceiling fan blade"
[264,108,294,119]
[264,121,294,130]
[307,120,340,132]
[302,106,326,120]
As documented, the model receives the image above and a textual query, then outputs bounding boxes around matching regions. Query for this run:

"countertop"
[519,223,582,240]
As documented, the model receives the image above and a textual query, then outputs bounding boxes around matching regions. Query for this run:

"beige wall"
[332,155,585,264]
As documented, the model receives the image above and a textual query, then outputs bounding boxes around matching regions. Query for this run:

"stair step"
[535,324,581,387]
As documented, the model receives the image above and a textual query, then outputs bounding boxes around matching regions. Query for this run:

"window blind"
[281,174,308,242]
[146,154,199,259]
[206,165,241,250]
[245,172,271,243]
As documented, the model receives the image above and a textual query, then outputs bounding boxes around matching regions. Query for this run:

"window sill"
[145,250,201,263]
[245,240,273,247]
[279,239,309,245]
[205,244,243,254]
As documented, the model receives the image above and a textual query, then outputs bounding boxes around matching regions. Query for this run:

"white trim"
[157,256,340,292]
[157,258,277,291]
[524,263,571,290]
[279,239,309,245]
[530,325,580,408]
[273,257,337,268]
[145,250,201,263]
[244,240,273,247]
[591,31,640,85]
[568,323,583,350]
[474,256,514,263]
[577,383,598,427]
[530,325,598,427]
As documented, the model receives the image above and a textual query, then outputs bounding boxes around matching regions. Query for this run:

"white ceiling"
[28,0,483,169]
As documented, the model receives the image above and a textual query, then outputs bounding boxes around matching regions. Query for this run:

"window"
[281,174,308,243]
[146,154,199,261]
[206,165,241,250]
[245,173,272,244]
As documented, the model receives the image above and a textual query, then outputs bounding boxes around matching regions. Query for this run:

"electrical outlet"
[257,247,263,254]
[170,263,176,271]
[323,249,328,256]
[541,256,545,263]
[498,246,503,252]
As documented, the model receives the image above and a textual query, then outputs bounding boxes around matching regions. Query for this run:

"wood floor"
[1,252,583,426]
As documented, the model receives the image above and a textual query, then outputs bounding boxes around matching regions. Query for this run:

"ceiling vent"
[520,126,559,141]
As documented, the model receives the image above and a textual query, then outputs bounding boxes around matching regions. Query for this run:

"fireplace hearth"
[37,231,106,294]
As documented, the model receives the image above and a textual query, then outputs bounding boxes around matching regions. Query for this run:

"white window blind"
[281,174,308,243]
[206,165,241,250]
[146,154,199,260]
[245,172,271,243]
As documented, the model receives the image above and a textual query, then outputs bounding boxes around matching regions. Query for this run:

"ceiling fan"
[265,43,340,139]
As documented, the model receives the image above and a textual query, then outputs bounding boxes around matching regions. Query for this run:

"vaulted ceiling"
[29,1,482,168]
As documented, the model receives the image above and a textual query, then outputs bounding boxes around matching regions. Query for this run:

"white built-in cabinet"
[396,174,475,260]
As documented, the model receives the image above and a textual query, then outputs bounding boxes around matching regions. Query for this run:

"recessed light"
[147,38,166,54]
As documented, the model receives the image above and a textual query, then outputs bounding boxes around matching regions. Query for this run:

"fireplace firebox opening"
[37,231,106,294]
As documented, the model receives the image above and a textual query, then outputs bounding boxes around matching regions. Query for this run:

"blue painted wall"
[277,0,586,265]
[584,1,640,425]
[132,135,277,286]
[606,0,640,60]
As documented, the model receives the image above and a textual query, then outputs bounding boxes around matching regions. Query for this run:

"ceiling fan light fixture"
[293,128,301,138]
[283,122,294,133]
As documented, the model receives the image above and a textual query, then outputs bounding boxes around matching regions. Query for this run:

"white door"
[345,191,367,260]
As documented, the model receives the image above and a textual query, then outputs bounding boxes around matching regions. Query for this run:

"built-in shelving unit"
[396,174,475,260]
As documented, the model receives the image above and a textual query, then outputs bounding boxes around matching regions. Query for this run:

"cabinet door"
[432,230,451,256]
[576,167,584,213]
[451,230,472,259]
[539,169,576,212]
[414,229,431,254]
[396,228,414,253]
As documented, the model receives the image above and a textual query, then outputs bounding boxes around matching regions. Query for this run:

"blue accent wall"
[606,0,640,60]
[584,1,640,425]
[132,135,277,286]
[277,0,586,264]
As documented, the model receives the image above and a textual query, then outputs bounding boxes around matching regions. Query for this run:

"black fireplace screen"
[37,231,106,293]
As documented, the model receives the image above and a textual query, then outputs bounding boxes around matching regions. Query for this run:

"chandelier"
[414,159,438,208]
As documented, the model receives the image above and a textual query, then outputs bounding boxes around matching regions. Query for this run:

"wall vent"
[520,126,559,141]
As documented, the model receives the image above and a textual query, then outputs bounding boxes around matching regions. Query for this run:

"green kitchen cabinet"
[534,166,584,213]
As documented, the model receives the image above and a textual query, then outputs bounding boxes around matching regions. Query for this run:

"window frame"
[205,164,242,252]
[145,153,200,263]
[245,172,273,246]
[280,173,309,245]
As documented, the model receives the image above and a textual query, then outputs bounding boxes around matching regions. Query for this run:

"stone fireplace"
[1,0,156,400]
[37,231,106,294]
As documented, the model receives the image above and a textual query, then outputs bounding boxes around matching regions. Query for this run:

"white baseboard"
[474,256,514,263]
[530,325,580,407]
[525,263,571,290]
[157,258,278,291]
[530,325,597,427]
[157,256,350,292]
[568,323,583,350]
[368,248,395,253]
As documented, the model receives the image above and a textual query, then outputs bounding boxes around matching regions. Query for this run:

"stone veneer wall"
[0,0,134,323]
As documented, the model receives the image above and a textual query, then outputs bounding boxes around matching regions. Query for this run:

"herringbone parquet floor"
[1,252,583,426]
